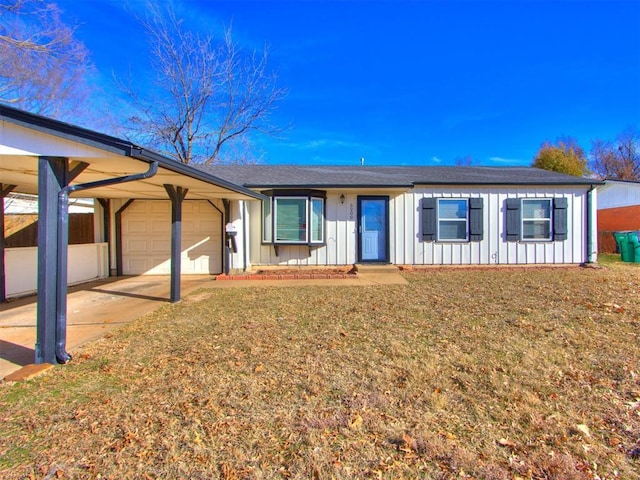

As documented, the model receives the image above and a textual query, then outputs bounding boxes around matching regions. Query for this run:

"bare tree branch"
[119,3,287,165]
[0,0,93,118]
[590,128,640,181]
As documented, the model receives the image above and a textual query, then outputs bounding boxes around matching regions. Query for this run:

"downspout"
[55,161,158,363]
[242,201,249,272]
[586,185,596,264]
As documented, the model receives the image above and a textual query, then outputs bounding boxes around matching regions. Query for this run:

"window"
[522,199,551,240]
[262,199,272,243]
[438,199,468,241]
[421,197,483,242]
[505,197,568,242]
[275,197,307,242]
[262,190,325,245]
[310,198,324,243]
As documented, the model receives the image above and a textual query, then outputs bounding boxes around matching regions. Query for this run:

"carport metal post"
[164,185,188,303]
[1,184,17,303]
[36,157,68,364]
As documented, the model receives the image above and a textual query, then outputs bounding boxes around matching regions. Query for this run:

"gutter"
[130,148,266,201]
[55,161,158,364]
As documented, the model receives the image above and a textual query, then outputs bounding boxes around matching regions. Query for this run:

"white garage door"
[122,200,222,275]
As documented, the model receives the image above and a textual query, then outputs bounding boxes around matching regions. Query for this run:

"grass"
[1,266,639,479]
[598,253,640,268]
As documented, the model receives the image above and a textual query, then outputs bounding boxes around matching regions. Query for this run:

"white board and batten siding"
[245,192,364,267]
[116,199,223,275]
[243,186,591,267]
[402,186,589,265]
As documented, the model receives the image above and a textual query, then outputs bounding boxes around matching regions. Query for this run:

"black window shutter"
[553,197,568,241]
[421,197,437,241]
[505,198,521,242]
[468,197,484,241]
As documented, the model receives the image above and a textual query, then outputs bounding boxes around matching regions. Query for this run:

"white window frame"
[310,197,324,244]
[262,194,325,245]
[437,198,469,242]
[262,199,273,243]
[521,198,552,241]
[274,196,308,243]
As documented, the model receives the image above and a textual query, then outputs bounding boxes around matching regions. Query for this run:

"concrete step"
[353,264,400,274]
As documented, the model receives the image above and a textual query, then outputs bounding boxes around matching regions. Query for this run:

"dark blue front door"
[358,197,389,262]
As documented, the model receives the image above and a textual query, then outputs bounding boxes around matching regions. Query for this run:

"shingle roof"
[203,165,600,188]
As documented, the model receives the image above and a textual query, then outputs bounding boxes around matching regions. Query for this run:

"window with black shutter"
[421,197,483,242]
[505,197,568,242]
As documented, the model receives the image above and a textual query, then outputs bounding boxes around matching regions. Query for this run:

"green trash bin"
[614,232,634,262]
[629,231,640,263]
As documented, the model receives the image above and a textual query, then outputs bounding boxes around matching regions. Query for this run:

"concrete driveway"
[0,275,217,381]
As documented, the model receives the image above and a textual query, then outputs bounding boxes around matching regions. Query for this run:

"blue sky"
[57,0,640,166]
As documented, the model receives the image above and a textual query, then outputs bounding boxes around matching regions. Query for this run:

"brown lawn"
[1,264,639,479]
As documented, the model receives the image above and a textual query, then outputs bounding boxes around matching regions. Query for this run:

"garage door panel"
[199,220,217,230]
[182,220,195,233]
[151,220,170,233]
[182,202,196,213]
[150,202,170,213]
[128,258,151,272]
[152,239,170,252]
[126,239,148,253]
[127,220,147,233]
[122,200,222,275]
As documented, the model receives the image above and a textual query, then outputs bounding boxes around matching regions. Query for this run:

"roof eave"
[132,148,266,200]
[412,180,604,186]
[243,183,414,189]
[0,105,265,201]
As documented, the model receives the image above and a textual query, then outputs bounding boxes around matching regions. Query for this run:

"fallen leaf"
[498,438,517,448]
[402,432,417,452]
[575,424,591,438]
[349,414,363,430]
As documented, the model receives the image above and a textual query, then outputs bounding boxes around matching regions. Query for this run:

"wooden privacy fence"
[598,231,619,254]
[4,213,94,247]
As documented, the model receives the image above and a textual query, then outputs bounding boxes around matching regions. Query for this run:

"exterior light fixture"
[340,194,345,204]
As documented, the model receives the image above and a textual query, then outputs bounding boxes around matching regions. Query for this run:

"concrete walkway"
[1,270,406,381]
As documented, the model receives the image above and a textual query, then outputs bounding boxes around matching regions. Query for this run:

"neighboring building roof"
[206,165,601,189]
[597,179,640,209]
[599,179,640,186]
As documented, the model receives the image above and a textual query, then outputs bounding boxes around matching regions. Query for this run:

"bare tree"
[0,0,92,118]
[590,128,640,181]
[454,155,475,166]
[120,4,287,165]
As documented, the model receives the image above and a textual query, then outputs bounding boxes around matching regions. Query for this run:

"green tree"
[532,138,589,177]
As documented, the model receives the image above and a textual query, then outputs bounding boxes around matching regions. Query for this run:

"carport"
[0,105,262,366]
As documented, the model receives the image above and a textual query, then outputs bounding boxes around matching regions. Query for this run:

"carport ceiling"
[0,108,262,201]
